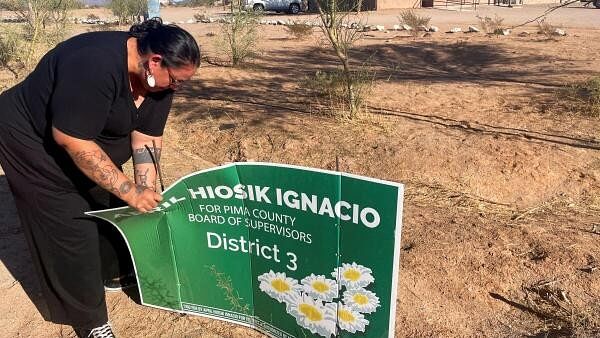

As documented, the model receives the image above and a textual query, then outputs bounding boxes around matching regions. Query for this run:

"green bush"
[109,0,147,24]
[0,0,76,70]
[217,10,261,67]
[0,26,22,78]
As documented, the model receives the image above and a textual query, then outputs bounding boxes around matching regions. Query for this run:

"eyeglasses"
[167,68,184,88]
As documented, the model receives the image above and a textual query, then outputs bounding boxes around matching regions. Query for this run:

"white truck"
[244,0,306,14]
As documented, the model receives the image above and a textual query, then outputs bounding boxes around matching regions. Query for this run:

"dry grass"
[537,19,561,40]
[523,281,600,337]
[284,21,313,40]
[193,11,210,22]
[563,77,600,117]
[303,67,375,118]
[0,26,21,79]
[477,15,505,34]
[398,10,430,36]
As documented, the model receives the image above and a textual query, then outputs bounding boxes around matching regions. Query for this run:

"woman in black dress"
[0,18,200,338]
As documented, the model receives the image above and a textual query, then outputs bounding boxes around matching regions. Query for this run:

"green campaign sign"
[88,162,404,338]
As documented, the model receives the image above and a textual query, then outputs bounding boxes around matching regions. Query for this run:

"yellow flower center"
[299,303,323,322]
[312,281,330,293]
[343,268,361,281]
[271,279,290,293]
[338,309,356,323]
[353,293,369,305]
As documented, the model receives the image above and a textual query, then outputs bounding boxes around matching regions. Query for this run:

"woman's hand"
[52,126,162,213]
[122,184,163,213]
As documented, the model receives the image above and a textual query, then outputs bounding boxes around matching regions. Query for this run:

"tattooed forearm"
[119,181,133,194]
[72,150,120,195]
[136,168,150,187]
[132,147,161,164]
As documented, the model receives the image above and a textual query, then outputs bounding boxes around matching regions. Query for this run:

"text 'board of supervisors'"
[88,162,404,338]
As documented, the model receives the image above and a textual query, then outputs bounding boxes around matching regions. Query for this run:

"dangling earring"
[146,71,156,88]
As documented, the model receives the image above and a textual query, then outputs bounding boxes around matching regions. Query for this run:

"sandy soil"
[1,5,600,338]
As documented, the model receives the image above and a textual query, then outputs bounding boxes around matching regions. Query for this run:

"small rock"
[375,25,385,31]
[277,20,286,25]
[448,27,462,33]
[208,17,216,23]
[429,25,439,32]
[392,24,401,31]
[517,31,530,37]
[468,25,480,33]
[186,18,195,24]
[402,24,412,31]
[553,28,566,36]
[417,25,428,32]
[350,22,360,29]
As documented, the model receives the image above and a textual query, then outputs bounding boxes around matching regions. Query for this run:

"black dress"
[0,31,173,329]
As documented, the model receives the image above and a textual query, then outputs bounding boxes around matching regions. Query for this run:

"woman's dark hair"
[129,17,200,68]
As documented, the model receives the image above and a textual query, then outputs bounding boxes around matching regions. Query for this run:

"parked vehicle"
[244,0,305,14]
[581,0,600,8]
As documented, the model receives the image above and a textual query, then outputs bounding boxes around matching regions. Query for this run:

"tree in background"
[109,0,147,25]
[315,0,366,118]
[216,1,261,67]
[0,0,78,72]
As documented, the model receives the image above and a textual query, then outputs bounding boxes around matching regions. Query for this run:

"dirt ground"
[1,4,600,338]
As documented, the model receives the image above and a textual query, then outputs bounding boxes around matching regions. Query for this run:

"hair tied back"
[129,17,163,38]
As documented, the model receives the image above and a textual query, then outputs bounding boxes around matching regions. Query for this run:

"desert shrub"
[109,0,146,24]
[562,77,600,117]
[193,11,209,21]
[217,10,261,67]
[537,19,562,40]
[86,22,121,32]
[0,0,76,70]
[315,0,366,117]
[477,14,505,34]
[0,26,23,78]
[304,67,375,117]
[398,10,430,35]
[86,13,100,21]
[173,0,216,6]
[284,22,313,40]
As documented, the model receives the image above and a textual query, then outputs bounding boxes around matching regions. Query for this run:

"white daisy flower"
[286,293,337,338]
[301,274,338,302]
[337,304,369,333]
[258,270,300,303]
[331,262,374,289]
[343,288,380,314]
